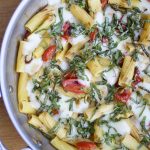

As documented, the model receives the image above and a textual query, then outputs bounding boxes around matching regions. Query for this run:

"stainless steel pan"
[0,0,55,149]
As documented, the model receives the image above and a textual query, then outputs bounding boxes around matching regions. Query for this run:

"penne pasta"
[70,4,94,28]
[109,0,140,8]
[87,56,110,77]
[51,136,77,150]
[25,6,54,32]
[126,119,141,142]
[122,134,148,150]
[139,15,150,46]
[16,41,26,72]
[143,94,150,105]
[28,115,48,133]
[84,103,114,122]
[65,38,89,60]
[119,56,135,86]
[39,112,67,139]
[18,73,28,103]
[94,124,103,143]
[19,101,36,114]
[33,37,51,58]
[88,0,102,17]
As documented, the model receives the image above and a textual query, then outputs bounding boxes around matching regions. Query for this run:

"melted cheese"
[103,67,120,85]
[48,0,61,5]
[78,69,93,87]
[110,120,131,135]
[25,58,43,75]
[94,11,105,25]
[117,38,132,54]
[59,60,69,71]
[128,92,150,129]
[105,6,115,22]
[63,8,78,23]
[72,100,89,113]
[23,33,42,55]
[70,34,86,45]
[139,0,150,14]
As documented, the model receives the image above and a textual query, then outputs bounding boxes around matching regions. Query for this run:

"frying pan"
[0,0,55,149]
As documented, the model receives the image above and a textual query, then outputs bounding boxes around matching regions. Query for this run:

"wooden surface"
[0,0,27,149]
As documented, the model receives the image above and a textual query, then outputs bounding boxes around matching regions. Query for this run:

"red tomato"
[90,28,98,41]
[61,34,70,41]
[42,45,56,62]
[101,0,108,8]
[64,72,77,80]
[114,89,132,103]
[76,141,97,150]
[62,79,85,94]
[63,22,71,33]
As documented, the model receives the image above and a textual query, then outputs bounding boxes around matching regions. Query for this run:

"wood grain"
[0,0,27,149]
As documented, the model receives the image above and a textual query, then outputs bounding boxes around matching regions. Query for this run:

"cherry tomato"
[61,34,70,41]
[101,0,108,8]
[76,141,97,150]
[114,88,132,103]
[63,22,71,33]
[89,28,98,42]
[42,45,56,62]
[62,79,85,94]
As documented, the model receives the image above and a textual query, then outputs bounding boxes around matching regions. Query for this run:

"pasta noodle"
[25,6,54,32]
[70,4,94,28]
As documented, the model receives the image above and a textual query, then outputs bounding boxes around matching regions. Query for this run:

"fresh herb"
[70,56,86,79]
[71,23,86,37]
[66,98,76,111]
[66,0,87,9]
[111,50,123,66]
[110,103,132,121]
[105,84,116,103]
[67,116,94,138]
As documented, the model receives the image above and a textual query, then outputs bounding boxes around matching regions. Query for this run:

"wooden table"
[0,0,27,149]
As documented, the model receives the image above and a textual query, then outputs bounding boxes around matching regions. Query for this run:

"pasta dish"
[16,0,150,149]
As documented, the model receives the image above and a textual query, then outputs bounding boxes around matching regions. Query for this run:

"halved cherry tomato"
[76,141,97,150]
[62,79,85,94]
[64,72,77,80]
[114,88,132,103]
[42,45,56,62]
[101,0,108,8]
[89,28,98,42]
[63,22,71,33]
[61,34,70,41]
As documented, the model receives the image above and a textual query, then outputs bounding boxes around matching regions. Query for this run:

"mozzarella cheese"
[78,69,93,87]
[48,0,61,5]
[25,58,43,75]
[94,11,105,25]
[59,60,69,71]
[23,33,42,56]
[103,67,120,85]
[105,6,115,22]
[70,34,86,45]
